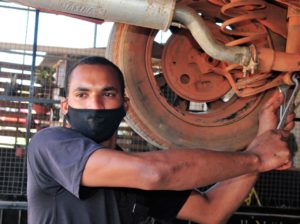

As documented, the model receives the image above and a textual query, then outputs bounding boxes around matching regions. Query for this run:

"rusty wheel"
[106,2,276,151]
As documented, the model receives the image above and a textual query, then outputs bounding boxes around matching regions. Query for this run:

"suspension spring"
[217,0,274,95]
[220,0,268,47]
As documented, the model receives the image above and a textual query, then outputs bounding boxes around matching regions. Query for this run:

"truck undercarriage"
[10,0,300,151]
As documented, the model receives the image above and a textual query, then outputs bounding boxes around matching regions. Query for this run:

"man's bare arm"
[81,145,260,190]
[176,132,292,224]
[81,127,289,190]
[176,90,295,224]
[176,173,258,224]
[82,91,292,190]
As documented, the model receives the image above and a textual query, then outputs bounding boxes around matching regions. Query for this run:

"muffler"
[12,0,176,31]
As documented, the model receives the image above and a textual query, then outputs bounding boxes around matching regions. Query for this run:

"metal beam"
[0,42,106,57]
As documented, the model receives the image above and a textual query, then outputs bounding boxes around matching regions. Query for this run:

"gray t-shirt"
[27,127,190,224]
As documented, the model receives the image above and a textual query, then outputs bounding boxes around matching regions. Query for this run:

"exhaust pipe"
[174,5,251,69]
[12,0,176,31]
[11,0,253,68]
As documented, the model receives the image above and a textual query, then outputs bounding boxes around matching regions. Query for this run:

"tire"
[106,2,276,151]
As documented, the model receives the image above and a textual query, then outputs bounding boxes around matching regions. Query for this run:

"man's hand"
[257,90,295,135]
[177,90,296,224]
[246,130,291,172]
[246,90,295,172]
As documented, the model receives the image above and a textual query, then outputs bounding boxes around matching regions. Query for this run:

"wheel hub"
[162,29,231,102]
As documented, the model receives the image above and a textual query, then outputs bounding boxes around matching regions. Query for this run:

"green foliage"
[35,66,56,86]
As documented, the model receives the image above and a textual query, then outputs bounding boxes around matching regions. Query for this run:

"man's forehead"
[69,65,121,90]
[71,64,118,80]
[72,64,117,75]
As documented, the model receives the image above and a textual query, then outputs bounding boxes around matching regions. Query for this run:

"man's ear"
[60,97,69,115]
[123,96,129,112]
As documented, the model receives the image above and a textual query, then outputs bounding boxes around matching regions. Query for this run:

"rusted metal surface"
[257,49,300,73]
[11,0,300,85]
[161,24,231,102]
[11,0,298,74]
[105,0,300,150]
[286,7,300,53]
[173,5,251,70]
[107,22,264,150]
[276,0,300,10]
[9,0,300,150]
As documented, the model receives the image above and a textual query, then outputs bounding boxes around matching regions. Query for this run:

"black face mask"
[66,105,126,143]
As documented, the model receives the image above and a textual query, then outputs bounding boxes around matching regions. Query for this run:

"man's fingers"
[257,91,284,135]
[283,113,296,131]
[284,121,295,131]
[276,160,292,170]
[261,91,283,112]
[249,129,293,172]
[270,129,293,171]
[271,129,290,139]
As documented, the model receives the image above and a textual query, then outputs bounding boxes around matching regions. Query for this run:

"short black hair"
[64,56,125,97]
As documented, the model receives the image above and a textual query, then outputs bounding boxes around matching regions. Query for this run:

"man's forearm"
[142,129,289,191]
[83,129,287,190]
[139,148,259,190]
[177,173,258,224]
[204,173,258,223]
[82,147,259,190]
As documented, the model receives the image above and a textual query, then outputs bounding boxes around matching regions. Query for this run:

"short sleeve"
[27,127,102,198]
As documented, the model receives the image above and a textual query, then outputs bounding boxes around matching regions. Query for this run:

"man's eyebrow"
[73,87,89,92]
[102,86,119,92]
[72,86,119,92]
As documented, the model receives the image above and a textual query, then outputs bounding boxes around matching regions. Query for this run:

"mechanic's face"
[61,64,127,114]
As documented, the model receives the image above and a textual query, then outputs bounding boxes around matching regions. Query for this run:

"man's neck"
[100,133,117,149]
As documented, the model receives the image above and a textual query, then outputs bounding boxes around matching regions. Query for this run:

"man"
[27,56,294,224]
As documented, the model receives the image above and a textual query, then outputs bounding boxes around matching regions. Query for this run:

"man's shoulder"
[30,127,81,147]
[29,126,101,150]
[33,126,78,138]
[37,126,70,133]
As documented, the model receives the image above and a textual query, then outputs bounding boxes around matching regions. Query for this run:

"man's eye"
[103,92,116,97]
[76,93,87,98]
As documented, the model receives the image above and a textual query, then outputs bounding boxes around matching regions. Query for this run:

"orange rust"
[258,2,287,38]
[286,7,300,53]
[75,0,300,150]
[257,48,300,72]
[108,0,300,150]
[276,0,300,10]
[161,26,231,102]
[281,72,295,85]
